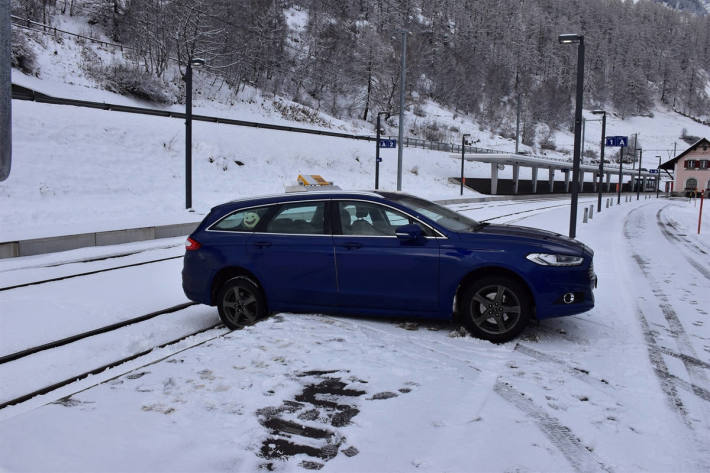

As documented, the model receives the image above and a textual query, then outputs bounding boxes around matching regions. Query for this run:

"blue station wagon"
[182,191,596,342]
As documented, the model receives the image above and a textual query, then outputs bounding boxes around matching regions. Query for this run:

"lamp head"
[558,34,582,44]
[190,58,206,68]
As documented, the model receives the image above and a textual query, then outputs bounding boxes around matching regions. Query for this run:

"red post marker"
[699,190,705,235]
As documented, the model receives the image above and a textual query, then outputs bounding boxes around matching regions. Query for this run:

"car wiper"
[472,222,489,231]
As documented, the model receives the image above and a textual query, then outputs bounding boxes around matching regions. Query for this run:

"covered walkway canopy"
[451,153,656,195]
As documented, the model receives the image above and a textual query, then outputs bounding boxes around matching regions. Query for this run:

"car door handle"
[343,242,362,250]
[253,241,272,249]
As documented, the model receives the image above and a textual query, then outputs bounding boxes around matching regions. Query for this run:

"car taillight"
[185,237,201,251]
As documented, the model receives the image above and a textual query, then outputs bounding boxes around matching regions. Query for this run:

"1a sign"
[649,169,660,174]
[605,136,628,147]
[379,139,397,149]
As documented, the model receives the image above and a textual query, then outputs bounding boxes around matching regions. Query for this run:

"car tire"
[460,277,531,343]
[217,277,266,330]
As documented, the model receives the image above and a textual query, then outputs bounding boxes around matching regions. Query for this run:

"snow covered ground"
[1,195,708,472]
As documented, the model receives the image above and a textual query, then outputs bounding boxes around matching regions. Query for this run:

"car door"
[333,200,440,312]
[246,200,338,310]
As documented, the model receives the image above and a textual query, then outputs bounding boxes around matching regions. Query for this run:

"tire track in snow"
[656,205,710,281]
[513,343,615,393]
[493,379,614,473]
[634,306,691,425]
[624,206,710,418]
[321,316,615,472]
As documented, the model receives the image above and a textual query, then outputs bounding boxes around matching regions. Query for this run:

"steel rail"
[0,323,225,410]
[0,255,182,291]
[0,302,197,365]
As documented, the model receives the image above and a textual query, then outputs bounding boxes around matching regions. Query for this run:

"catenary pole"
[396,30,407,191]
[0,0,11,181]
[597,114,605,212]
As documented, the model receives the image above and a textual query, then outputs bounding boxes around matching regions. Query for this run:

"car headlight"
[526,253,584,266]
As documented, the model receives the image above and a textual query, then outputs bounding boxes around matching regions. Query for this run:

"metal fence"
[12,84,506,154]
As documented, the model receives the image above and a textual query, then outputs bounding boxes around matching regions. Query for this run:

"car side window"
[338,201,435,236]
[265,202,326,234]
[211,206,270,232]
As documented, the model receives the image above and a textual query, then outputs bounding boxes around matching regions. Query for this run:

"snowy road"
[0,196,708,472]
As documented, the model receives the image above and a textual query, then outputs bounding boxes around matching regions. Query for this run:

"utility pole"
[396,30,407,191]
[0,0,11,182]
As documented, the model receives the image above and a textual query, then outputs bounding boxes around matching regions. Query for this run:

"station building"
[660,138,710,195]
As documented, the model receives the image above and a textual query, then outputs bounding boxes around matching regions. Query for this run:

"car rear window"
[211,206,270,232]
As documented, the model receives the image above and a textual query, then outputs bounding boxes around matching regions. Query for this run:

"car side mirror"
[395,224,423,242]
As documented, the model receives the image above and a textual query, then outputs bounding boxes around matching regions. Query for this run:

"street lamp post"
[184,58,205,210]
[618,146,624,205]
[636,148,643,200]
[460,134,470,195]
[375,111,390,190]
[396,30,407,191]
[559,34,585,239]
[591,110,606,212]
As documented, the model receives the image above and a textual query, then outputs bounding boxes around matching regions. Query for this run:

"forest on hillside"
[11,0,710,146]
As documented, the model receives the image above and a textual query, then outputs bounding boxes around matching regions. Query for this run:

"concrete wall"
[0,222,199,259]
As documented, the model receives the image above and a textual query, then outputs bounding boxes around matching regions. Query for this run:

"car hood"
[465,223,593,256]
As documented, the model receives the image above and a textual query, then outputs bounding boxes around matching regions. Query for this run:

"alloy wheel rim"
[222,286,258,326]
[469,284,521,335]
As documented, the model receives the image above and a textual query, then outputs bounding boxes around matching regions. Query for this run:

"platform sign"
[649,169,659,174]
[605,136,628,147]
[379,139,397,149]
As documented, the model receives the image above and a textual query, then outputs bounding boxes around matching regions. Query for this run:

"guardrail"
[12,84,504,154]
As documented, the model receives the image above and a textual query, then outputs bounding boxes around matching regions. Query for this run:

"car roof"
[227,190,382,204]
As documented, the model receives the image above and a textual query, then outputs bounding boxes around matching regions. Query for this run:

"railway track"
[0,302,196,365]
[0,198,603,411]
[0,322,228,410]
[0,254,182,292]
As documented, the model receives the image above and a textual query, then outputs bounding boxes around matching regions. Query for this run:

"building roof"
[660,137,710,170]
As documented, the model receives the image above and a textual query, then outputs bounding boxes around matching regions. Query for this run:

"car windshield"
[377,192,480,232]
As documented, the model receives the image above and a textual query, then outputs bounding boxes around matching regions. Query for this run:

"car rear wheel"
[461,277,531,343]
[217,277,266,329]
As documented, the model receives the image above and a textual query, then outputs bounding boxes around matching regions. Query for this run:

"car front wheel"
[217,277,266,329]
[461,277,531,343]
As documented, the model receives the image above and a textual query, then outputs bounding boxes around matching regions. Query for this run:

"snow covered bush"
[104,64,174,104]
[539,131,557,151]
[84,59,174,104]
[11,31,38,75]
